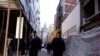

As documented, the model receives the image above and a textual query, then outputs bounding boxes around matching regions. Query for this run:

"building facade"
[41,24,49,44]
[57,0,100,39]
[20,0,40,36]
[62,2,80,39]
[54,0,63,30]
[48,24,55,42]
[54,0,78,30]
[63,0,78,20]
[0,0,40,55]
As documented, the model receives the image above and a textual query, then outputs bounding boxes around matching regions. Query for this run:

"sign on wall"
[15,17,24,39]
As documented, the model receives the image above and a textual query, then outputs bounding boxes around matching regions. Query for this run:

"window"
[83,0,95,18]
[98,0,100,11]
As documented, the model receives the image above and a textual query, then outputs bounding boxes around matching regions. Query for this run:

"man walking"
[51,30,65,56]
[29,31,42,56]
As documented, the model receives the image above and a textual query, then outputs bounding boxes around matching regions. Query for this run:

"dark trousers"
[29,50,38,56]
[53,51,63,56]
[47,49,50,54]
[8,47,13,56]
[21,49,25,55]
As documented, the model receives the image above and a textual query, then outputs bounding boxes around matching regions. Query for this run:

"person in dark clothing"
[7,38,13,56]
[46,42,51,54]
[51,30,65,56]
[20,39,25,55]
[29,31,42,56]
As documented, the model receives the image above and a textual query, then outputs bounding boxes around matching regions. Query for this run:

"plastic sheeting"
[64,27,100,56]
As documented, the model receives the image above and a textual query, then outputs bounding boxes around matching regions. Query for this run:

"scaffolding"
[0,0,34,56]
[0,0,22,56]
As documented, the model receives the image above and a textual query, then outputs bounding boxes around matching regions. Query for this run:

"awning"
[0,0,21,10]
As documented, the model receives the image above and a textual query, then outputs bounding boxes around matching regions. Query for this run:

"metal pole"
[25,21,27,56]
[16,10,22,56]
[3,0,10,56]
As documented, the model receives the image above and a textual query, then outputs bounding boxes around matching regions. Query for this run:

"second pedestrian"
[29,31,42,56]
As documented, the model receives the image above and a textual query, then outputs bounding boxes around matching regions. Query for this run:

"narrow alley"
[0,0,100,56]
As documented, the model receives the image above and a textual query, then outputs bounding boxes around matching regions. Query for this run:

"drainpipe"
[25,21,27,56]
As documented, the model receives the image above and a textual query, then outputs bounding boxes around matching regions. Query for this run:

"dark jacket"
[29,36,42,51]
[51,37,65,53]
[46,43,51,51]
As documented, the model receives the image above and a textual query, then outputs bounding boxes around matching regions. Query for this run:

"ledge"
[81,11,100,30]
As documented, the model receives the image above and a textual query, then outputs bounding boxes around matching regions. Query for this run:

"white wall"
[62,3,80,39]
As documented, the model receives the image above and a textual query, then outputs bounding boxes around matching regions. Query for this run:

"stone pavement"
[5,48,66,56]
[38,48,51,56]
[18,48,51,56]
